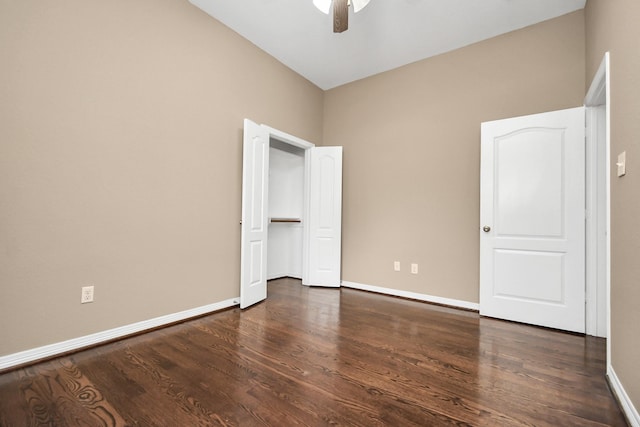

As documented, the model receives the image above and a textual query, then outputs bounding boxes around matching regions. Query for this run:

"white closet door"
[240,119,269,308]
[307,147,343,287]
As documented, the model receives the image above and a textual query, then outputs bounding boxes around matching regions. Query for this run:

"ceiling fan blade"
[333,0,348,33]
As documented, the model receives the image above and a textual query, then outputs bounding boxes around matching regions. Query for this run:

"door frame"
[584,52,610,342]
[260,125,315,286]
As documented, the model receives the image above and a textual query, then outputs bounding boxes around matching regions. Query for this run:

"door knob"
[483,226,491,232]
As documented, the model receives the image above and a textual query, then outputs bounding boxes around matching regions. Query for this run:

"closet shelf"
[270,218,302,223]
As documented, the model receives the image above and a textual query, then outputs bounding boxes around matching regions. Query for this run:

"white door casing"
[307,147,343,287]
[480,107,586,333]
[240,119,269,309]
[585,52,610,340]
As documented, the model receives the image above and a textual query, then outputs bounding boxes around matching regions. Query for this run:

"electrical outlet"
[411,264,419,275]
[394,261,401,271]
[81,286,94,304]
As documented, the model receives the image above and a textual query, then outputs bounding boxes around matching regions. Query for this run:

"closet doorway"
[240,119,343,309]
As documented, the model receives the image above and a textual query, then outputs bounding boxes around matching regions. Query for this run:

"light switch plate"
[617,151,626,177]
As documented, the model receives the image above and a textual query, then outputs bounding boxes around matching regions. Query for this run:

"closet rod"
[270,218,302,223]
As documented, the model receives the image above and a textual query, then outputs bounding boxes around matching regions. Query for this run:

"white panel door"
[480,107,585,333]
[240,119,269,309]
[307,147,343,287]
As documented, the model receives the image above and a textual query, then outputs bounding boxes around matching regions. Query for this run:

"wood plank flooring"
[0,278,628,426]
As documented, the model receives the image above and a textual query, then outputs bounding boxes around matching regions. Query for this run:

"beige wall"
[324,12,585,303]
[586,0,640,410]
[0,0,323,355]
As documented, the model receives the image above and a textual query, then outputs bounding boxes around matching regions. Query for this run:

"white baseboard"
[0,297,239,371]
[341,281,479,311]
[608,365,640,426]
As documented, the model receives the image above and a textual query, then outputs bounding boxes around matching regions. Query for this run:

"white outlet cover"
[411,264,418,274]
[81,285,94,303]
[394,261,401,271]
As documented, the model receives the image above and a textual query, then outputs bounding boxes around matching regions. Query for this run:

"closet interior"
[267,138,305,280]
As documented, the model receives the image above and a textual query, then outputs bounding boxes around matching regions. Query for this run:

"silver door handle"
[483,226,491,232]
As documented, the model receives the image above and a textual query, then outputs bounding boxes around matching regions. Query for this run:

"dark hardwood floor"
[0,278,627,426]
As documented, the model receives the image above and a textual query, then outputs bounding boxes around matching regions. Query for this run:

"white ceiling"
[189,0,586,90]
